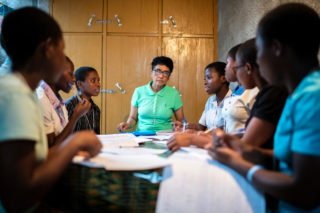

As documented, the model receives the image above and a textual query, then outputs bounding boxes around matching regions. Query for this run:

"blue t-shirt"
[274,70,320,212]
[131,82,183,131]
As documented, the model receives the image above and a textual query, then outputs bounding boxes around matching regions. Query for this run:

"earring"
[247,70,251,75]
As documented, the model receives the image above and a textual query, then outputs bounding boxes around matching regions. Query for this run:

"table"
[46,164,162,212]
[156,148,266,213]
[45,144,266,213]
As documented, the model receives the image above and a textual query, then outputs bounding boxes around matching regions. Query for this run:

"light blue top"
[0,73,48,212]
[199,89,232,129]
[274,70,320,213]
[131,81,183,131]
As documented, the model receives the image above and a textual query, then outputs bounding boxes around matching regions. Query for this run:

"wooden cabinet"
[52,0,217,133]
[107,0,159,33]
[163,37,214,123]
[105,36,159,133]
[52,0,104,32]
[162,0,214,35]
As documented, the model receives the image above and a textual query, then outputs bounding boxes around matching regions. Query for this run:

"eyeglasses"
[232,64,246,72]
[153,69,171,77]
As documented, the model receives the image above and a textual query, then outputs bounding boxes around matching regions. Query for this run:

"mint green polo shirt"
[0,73,48,212]
[131,82,183,131]
[0,73,48,161]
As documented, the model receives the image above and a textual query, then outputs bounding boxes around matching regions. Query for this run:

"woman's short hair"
[205,61,227,76]
[205,61,229,86]
[151,56,174,73]
[227,44,242,60]
[0,7,62,70]
[257,3,320,60]
[75,66,97,81]
[236,38,258,68]
[74,66,97,90]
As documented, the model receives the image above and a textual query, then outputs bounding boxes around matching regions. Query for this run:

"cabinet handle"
[88,14,112,27]
[160,19,169,25]
[88,14,96,27]
[100,89,117,94]
[115,82,126,94]
[160,16,177,28]
[168,16,177,28]
[114,14,122,27]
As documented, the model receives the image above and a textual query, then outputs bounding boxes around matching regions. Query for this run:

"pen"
[182,117,187,132]
[73,87,82,102]
[76,94,82,102]
[76,94,88,105]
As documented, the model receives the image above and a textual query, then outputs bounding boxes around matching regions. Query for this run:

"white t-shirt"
[199,90,232,129]
[37,86,69,136]
[222,87,259,133]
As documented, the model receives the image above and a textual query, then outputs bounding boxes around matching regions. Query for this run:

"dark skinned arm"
[0,131,101,212]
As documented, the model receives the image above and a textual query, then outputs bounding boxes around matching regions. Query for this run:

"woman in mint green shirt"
[118,56,184,131]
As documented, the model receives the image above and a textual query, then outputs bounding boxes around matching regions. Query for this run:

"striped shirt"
[65,95,100,134]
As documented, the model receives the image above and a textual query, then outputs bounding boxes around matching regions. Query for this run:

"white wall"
[218,0,320,61]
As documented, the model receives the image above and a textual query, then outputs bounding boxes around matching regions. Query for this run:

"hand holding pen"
[117,122,129,132]
[172,118,188,132]
[73,97,91,119]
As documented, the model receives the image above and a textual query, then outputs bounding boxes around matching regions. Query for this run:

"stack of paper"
[90,153,170,171]
[98,133,139,151]
[72,133,171,171]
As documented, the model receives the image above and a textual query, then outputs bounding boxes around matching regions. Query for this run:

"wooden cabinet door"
[105,36,159,133]
[162,0,214,35]
[162,37,215,124]
[107,0,159,33]
[52,0,103,32]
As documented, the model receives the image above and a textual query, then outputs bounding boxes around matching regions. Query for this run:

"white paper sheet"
[89,153,170,171]
[72,155,104,168]
[139,135,172,141]
[179,147,212,160]
[73,151,170,171]
[156,149,265,213]
[102,147,165,155]
[137,135,172,147]
[98,134,139,150]
[134,137,153,144]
